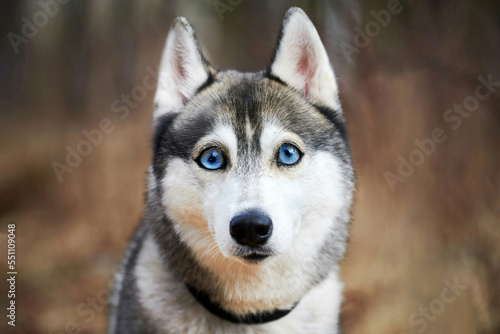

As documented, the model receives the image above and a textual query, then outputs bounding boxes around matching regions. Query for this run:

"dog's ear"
[154,17,213,120]
[269,8,340,111]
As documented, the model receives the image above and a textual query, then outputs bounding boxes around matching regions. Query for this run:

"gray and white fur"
[109,7,355,334]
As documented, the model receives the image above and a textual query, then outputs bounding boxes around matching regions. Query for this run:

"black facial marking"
[264,71,288,86]
[309,104,352,165]
[152,112,179,179]
[195,74,215,95]
[313,104,349,145]
[152,108,214,182]
[230,82,263,158]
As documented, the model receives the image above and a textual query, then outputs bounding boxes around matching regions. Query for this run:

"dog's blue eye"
[278,143,301,165]
[198,147,225,170]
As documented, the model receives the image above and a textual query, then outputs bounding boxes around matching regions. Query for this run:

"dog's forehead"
[174,73,339,151]
[157,71,349,173]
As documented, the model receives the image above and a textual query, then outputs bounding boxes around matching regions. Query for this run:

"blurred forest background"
[0,0,499,333]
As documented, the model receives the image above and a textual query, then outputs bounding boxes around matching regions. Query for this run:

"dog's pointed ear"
[154,17,213,120]
[269,8,340,111]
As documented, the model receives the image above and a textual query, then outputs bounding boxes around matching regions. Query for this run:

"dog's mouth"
[235,246,274,264]
[241,253,270,263]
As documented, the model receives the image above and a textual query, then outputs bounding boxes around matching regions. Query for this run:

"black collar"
[186,285,298,324]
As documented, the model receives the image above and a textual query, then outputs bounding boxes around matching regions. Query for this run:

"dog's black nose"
[230,210,273,247]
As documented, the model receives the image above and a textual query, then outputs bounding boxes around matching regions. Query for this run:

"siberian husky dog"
[109,7,354,334]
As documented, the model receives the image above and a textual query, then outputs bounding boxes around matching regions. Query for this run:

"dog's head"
[151,8,354,268]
